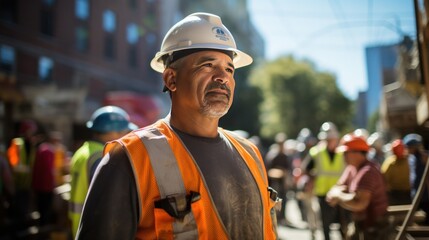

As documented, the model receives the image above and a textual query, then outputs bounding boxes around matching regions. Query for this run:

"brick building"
[0,0,166,149]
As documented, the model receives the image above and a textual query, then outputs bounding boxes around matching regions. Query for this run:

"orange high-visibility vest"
[7,137,36,190]
[104,119,278,239]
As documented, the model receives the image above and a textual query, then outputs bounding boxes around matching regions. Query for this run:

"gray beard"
[200,101,230,118]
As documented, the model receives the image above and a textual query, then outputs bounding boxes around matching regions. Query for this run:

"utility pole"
[414,0,429,127]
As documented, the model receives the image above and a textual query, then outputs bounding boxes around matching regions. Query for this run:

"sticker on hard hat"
[212,27,229,41]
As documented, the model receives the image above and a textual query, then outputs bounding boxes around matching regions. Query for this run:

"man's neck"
[169,111,220,138]
[355,158,369,170]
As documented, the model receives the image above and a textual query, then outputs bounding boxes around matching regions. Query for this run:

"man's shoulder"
[309,142,326,155]
[130,119,172,138]
[221,129,257,149]
[357,161,383,181]
[381,155,396,168]
[108,120,174,153]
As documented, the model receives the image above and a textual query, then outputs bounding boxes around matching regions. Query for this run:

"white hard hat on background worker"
[317,121,339,140]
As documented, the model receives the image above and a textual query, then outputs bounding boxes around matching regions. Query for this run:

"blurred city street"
[277,197,342,240]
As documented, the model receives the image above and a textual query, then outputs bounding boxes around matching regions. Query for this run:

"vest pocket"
[154,192,200,239]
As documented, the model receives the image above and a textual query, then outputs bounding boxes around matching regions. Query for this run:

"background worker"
[6,120,39,223]
[403,133,429,225]
[0,151,14,229]
[265,132,291,224]
[327,133,389,240]
[301,121,345,240]
[49,131,69,187]
[381,139,411,205]
[76,12,279,239]
[366,132,385,168]
[31,130,57,227]
[295,127,317,227]
[69,105,137,237]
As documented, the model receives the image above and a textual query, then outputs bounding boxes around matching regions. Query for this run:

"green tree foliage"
[249,55,353,139]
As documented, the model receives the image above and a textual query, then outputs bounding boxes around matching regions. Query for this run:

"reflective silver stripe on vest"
[135,128,198,239]
[137,129,185,198]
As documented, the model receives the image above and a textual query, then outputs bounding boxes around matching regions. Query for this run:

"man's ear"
[162,68,177,92]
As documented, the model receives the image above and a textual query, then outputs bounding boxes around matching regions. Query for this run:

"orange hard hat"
[391,139,404,157]
[336,133,370,153]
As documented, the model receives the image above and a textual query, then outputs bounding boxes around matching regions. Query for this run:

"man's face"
[171,50,235,118]
[327,137,339,151]
[343,151,362,167]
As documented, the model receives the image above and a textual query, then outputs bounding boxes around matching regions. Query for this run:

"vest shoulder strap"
[134,128,186,199]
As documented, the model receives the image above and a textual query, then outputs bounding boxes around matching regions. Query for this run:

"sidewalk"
[277,197,342,240]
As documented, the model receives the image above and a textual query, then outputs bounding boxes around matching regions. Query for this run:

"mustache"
[206,81,231,96]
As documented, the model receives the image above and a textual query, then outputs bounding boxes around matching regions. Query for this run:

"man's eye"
[226,68,234,73]
[202,63,213,67]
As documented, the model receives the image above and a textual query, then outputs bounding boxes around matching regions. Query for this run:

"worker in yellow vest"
[76,12,279,239]
[302,122,345,240]
[69,106,137,238]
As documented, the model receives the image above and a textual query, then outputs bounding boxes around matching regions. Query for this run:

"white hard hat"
[317,121,339,140]
[367,132,383,149]
[353,128,369,140]
[150,12,253,73]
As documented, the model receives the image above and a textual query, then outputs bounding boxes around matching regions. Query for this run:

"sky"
[247,0,417,100]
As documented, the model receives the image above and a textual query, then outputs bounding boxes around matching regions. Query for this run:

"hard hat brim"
[150,46,253,73]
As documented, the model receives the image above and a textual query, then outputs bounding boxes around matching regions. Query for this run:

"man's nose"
[213,68,230,84]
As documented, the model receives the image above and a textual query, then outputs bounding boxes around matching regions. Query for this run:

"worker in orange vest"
[7,120,38,221]
[76,12,279,239]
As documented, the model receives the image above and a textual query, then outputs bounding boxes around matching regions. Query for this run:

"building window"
[39,57,54,82]
[0,45,15,74]
[103,10,116,59]
[75,0,89,20]
[76,26,89,52]
[40,0,56,36]
[103,10,116,33]
[0,0,18,23]
[127,23,139,44]
[127,23,139,67]
[75,0,89,52]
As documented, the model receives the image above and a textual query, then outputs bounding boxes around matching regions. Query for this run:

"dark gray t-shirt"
[173,128,263,239]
